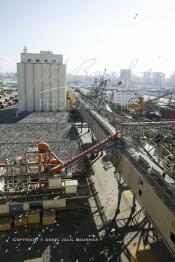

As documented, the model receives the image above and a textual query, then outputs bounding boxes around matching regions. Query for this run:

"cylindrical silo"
[17,63,26,113]
[17,51,67,113]
[34,63,42,111]
[58,64,66,111]
[50,64,59,111]
[42,64,51,111]
[26,63,34,112]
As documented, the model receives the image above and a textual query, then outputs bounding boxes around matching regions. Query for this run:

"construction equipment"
[145,90,175,105]
[89,68,108,106]
[26,143,64,176]
[143,90,175,120]
[127,90,175,117]
[0,133,119,192]
[66,89,76,110]
[127,96,144,111]
[144,90,175,112]
[127,90,175,112]
[3,132,119,182]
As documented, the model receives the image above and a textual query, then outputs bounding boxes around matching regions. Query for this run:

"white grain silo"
[42,64,51,111]
[34,63,42,111]
[50,63,58,111]
[17,63,26,112]
[58,64,66,111]
[26,63,34,112]
[17,50,66,113]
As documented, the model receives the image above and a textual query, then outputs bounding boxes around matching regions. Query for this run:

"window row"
[27,59,57,63]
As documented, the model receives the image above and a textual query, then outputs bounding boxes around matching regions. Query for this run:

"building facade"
[143,71,152,85]
[152,72,166,86]
[120,69,132,86]
[113,90,138,107]
[17,50,66,113]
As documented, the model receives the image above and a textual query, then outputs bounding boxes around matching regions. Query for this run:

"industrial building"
[0,77,175,261]
[152,72,166,86]
[120,69,132,86]
[113,90,139,108]
[17,48,66,113]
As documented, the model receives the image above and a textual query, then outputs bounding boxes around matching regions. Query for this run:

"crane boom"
[50,132,119,174]
[145,90,175,104]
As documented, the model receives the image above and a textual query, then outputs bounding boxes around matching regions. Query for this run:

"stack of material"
[0,217,12,231]
[27,209,40,224]
[0,204,9,215]
[0,112,79,162]
[14,213,27,227]
[42,209,55,225]
[43,199,66,209]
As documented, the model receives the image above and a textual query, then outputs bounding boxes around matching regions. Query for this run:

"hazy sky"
[1,0,175,76]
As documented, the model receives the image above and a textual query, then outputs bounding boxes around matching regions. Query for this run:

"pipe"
[50,132,119,174]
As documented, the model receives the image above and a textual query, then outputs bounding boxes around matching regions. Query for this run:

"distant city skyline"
[1,0,175,76]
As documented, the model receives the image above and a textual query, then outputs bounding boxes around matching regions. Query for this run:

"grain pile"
[0,111,79,162]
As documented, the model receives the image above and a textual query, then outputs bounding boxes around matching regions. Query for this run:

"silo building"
[17,48,66,113]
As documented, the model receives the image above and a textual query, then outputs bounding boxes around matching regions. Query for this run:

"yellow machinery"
[66,89,76,110]
[128,91,174,113]
[144,91,174,114]
[127,96,144,111]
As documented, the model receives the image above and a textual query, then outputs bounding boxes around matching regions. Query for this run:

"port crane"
[145,90,175,104]
[89,68,108,106]
[144,90,175,112]
[127,90,175,115]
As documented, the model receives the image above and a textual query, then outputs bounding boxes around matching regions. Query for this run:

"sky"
[1,0,175,76]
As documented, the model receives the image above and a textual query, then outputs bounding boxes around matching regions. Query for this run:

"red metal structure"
[0,133,119,177]
[0,163,6,168]
[50,132,119,174]
[37,143,64,175]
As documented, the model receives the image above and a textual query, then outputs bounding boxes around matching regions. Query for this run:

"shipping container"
[0,217,12,231]
[9,203,23,214]
[42,209,55,225]
[27,209,40,224]
[65,180,78,194]
[14,213,27,227]
[43,199,66,209]
[0,204,9,215]
[29,201,42,209]
[48,176,62,188]
[23,202,29,211]
[162,108,175,119]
